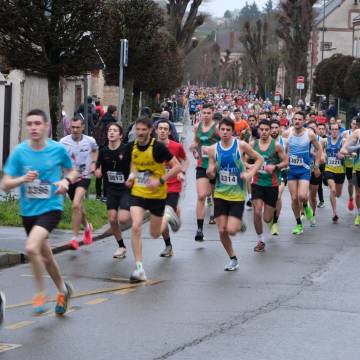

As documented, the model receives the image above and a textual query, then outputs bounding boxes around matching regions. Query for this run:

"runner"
[206,117,263,269]
[322,122,345,223]
[126,117,181,282]
[1,109,77,315]
[307,121,324,226]
[60,115,98,250]
[95,123,131,259]
[316,123,327,208]
[156,119,189,257]
[189,104,219,241]
[285,111,321,234]
[270,119,288,235]
[0,291,5,324]
[249,119,287,251]
[343,117,358,211]
[340,117,360,225]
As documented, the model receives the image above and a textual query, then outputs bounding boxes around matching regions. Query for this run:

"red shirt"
[166,140,186,193]
[315,115,327,125]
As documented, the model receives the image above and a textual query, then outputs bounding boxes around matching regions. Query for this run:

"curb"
[0,252,26,269]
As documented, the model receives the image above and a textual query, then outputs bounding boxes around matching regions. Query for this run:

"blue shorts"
[287,167,311,181]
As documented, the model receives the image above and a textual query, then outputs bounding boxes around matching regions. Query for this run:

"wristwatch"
[159,177,165,185]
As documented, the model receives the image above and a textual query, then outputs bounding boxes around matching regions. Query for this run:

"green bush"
[0,198,108,230]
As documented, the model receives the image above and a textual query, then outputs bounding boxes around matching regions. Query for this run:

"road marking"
[114,288,137,295]
[7,280,163,310]
[20,274,67,279]
[47,307,76,317]
[0,343,22,353]
[85,298,108,305]
[5,320,33,330]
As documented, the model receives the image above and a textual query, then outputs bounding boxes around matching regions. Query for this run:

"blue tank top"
[214,139,246,201]
[288,129,311,170]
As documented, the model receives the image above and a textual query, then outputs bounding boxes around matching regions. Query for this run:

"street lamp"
[321,0,326,61]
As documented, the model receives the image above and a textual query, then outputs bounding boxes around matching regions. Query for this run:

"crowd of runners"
[0,86,359,321]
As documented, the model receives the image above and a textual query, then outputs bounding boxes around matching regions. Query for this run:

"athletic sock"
[164,237,172,247]
[197,219,204,231]
[296,218,302,225]
[257,234,264,242]
[303,202,308,208]
[230,256,237,261]
[136,261,143,270]
[117,239,125,248]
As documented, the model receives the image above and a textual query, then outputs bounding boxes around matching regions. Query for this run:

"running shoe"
[224,259,239,271]
[300,214,305,223]
[194,229,204,242]
[240,221,247,233]
[55,282,73,316]
[271,223,279,235]
[317,201,325,208]
[83,223,93,245]
[160,245,173,257]
[101,196,107,203]
[332,215,339,224]
[165,205,181,232]
[246,199,252,209]
[206,196,213,207]
[130,267,147,282]
[209,216,216,224]
[348,198,355,211]
[0,292,5,325]
[113,247,127,259]
[69,239,79,250]
[32,293,47,315]
[292,224,303,235]
[354,215,360,226]
[304,206,313,221]
[254,241,266,252]
[310,217,316,227]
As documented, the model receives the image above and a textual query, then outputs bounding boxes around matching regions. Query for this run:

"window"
[321,41,333,51]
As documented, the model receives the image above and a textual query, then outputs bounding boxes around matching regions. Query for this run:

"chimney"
[230,31,235,49]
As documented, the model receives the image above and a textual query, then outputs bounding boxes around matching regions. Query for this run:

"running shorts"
[251,184,279,208]
[22,210,62,235]
[130,195,166,217]
[214,198,244,220]
[323,171,345,186]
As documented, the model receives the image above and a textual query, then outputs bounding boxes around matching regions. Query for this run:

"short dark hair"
[248,115,257,121]
[219,117,235,130]
[107,105,117,114]
[270,119,280,127]
[156,119,171,129]
[26,109,48,123]
[234,108,241,113]
[258,119,271,128]
[71,114,85,125]
[135,116,152,129]
[202,103,214,111]
[95,100,101,106]
[294,111,305,119]
[108,123,123,135]
[307,119,317,127]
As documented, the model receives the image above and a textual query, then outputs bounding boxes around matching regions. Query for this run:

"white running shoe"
[165,205,181,232]
[130,267,147,282]
[224,259,239,271]
[113,247,127,259]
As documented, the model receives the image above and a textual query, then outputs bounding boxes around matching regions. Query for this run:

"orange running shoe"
[55,282,73,316]
[32,293,47,315]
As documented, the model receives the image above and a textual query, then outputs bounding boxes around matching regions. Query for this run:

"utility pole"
[118,39,128,125]
[321,0,326,61]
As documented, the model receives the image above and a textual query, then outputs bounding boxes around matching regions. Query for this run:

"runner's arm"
[239,141,263,180]
[275,143,288,170]
[340,130,360,155]
[162,157,181,183]
[206,145,216,179]
[309,132,322,167]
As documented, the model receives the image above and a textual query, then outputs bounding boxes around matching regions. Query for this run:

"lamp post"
[321,0,326,61]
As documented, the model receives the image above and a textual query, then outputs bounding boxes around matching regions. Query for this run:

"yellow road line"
[85,298,108,305]
[114,288,137,295]
[5,320,34,330]
[0,343,22,353]
[6,280,162,310]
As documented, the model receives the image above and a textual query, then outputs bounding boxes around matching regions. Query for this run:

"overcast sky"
[200,0,272,17]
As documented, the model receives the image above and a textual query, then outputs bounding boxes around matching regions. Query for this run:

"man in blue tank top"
[285,111,322,235]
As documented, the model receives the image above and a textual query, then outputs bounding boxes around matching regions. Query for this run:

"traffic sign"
[274,90,281,101]
[296,76,304,83]
[296,76,305,90]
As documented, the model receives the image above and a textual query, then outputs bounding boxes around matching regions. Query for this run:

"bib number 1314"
[219,170,237,185]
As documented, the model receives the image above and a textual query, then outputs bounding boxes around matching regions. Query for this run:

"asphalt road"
[0,123,359,360]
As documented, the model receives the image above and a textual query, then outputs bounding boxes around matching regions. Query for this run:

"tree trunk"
[123,78,134,131]
[48,74,61,140]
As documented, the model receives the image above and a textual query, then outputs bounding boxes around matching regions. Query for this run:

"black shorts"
[251,184,279,208]
[353,171,360,187]
[281,170,288,186]
[22,210,62,235]
[310,171,322,186]
[323,171,345,186]
[130,195,166,217]
[106,191,130,211]
[68,178,91,201]
[196,167,215,185]
[166,193,180,211]
[214,198,244,220]
[346,167,353,181]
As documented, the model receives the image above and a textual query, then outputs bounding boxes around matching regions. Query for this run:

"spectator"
[76,96,98,134]
[95,100,105,119]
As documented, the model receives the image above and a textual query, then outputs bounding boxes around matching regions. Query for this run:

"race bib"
[201,146,208,158]
[25,180,51,199]
[107,171,125,184]
[289,155,304,166]
[219,170,237,186]
[258,163,268,174]
[327,156,342,167]
[136,171,152,186]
